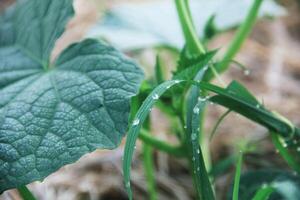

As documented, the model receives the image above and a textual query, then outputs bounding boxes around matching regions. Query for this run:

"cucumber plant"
[0,0,299,200]
[0,0,143,195]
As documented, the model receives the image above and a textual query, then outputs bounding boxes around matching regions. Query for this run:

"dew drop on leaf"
[152,93,159,100]
[193,107,200,114]
[133,119,140,126]
[191,133,197,141]
[283,143,288,148]
[198,97,206,102]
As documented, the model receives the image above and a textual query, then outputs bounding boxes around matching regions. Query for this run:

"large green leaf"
[0,0,143,192]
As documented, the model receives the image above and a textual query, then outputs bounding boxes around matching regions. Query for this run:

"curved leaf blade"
[123,80,183,199]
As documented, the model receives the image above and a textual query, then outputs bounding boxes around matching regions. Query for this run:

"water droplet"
[283,143,288,148]
[244,69,250,76]
[126,181,131,188]
[184,125,187,129]
[152,93,159,100]
[192,156,195,161]
[197,167,200,171]
[174,80,180,84]
[133,119,140,126]
[134,145,137,149]
[297,147,300,152]
[197,149,200,154]
[193,107,200,114]
[256,104,260,108]
[191,133,197,141]
[198,97,206,102]
[166,85,171,89]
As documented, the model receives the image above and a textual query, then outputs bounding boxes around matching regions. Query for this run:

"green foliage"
[185,69,215,200]
[232,152,243,200]
[0,0,299,200]
[252,186,275,200]
[227,170,300,200]
[0,0,143,192]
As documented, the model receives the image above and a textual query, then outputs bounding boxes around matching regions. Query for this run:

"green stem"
[271,132,300,174]
[213,0,263,79]
[174,0,205,55]
[17,185,37,200]
[143,142,157,200]
[139,129,186,157]
[232,151,243,200]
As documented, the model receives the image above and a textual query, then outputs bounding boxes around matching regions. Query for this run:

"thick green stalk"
[174,0,205,55]
[212,0,263,78]
[17,186,37,200]
[143,142,158,200]
[139,129,186,157]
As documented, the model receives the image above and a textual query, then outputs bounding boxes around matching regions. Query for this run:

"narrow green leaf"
[232,151,243,200]
[195,81,296,138]
[142,142,157,200]
[209,109,231,141]
[271,133,300,174]
[123,80,184,199]
[17,185,37,200]
[252,186,274,200]
[185,68,215,200]
[203,15,218,41]
[187,99,215,200]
